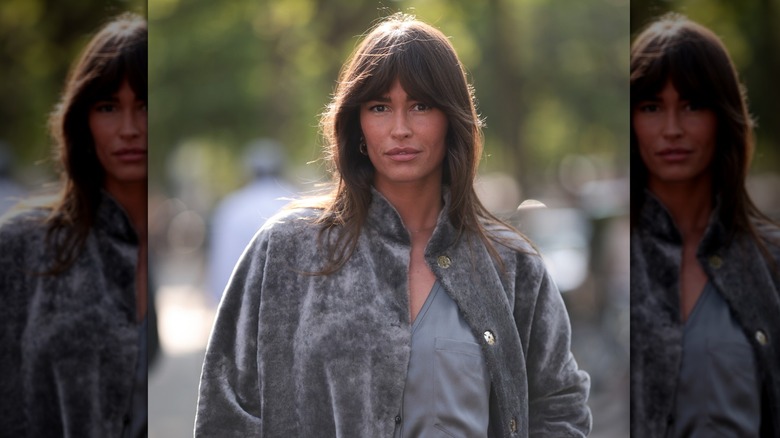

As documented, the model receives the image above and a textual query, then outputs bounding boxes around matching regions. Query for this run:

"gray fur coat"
[631,193,780,437]
[195,188,591,437]
[0,194,141,437]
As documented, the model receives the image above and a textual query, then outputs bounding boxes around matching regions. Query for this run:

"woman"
[630,14,780,437]
[0,13,148,437]
[196,13,590,437]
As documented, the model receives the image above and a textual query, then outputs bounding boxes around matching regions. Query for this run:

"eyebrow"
[366,94,424,103]
[635,92,661,101]
[368,95,391,103]
[94,93,146,103]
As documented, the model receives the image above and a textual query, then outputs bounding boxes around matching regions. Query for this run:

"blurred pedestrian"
[630,13,780,437]
[196,13,590,437]
[0,13,149,437]
[208,139,296,305]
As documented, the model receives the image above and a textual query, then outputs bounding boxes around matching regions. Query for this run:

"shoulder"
[226,206,328,287]
[240,206,323,256]
[259,206,322,238]
[0,209,49,288]
[483,220,543,270]
[0,207,49,247]
[472,221,553,296]
[0,192,59,244]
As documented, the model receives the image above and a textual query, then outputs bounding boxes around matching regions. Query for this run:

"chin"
[110,172,147,185]
[649,171,708,185]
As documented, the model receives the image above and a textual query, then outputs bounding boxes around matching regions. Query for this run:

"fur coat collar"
[630,192,780,437]
[196,187,590,437]
[0,192,140,437]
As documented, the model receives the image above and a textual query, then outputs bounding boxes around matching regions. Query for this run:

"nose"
[662,109,683,139]
[119,107,143,139]
[390,111,412,139]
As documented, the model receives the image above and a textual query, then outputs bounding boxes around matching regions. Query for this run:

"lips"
[385,147,420,162]
[656,147,692,162]
[114,148,147,163]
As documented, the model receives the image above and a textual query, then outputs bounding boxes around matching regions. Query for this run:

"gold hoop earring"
[359,137,368,155]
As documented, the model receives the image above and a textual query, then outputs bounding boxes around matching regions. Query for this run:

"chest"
[409,238,436,322]
[679,241,707,321]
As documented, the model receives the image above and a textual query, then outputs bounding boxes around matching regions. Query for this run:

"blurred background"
[632,0,780,220]
[0,0,146,213]
[147,0,630,437]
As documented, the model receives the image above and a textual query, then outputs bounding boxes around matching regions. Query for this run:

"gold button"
[483,330,496,346]
[708,255,723,269]
[756,330,768,346]
[509,418,517,432]
[437,255,451,269]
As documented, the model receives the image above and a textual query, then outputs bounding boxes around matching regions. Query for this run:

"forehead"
[653,81,680,99]
[94,78,139,100]
[377,80,410,97]
[365,77,424,103]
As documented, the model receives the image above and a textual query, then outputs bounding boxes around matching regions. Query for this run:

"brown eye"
[637,103,659,113]
[94,103,117,113]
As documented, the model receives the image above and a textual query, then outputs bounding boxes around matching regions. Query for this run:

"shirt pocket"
[706,339,756,381]
[433,337,490,438]
[703,339,760,432]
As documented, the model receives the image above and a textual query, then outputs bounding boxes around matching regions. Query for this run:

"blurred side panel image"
[0,1,149,437]
[630,1,780,437]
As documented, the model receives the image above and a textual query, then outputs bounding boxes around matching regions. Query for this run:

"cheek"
[359,114,378,144]
[88,116,109,150]
[138,112,148,133]
[698,117,718,155]
[632,116,651,144]
[632,119,655,162]
[428,114,449,148]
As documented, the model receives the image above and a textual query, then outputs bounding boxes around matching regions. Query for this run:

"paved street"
[149,283,214,438]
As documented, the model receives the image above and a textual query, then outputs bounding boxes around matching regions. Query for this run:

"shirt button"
[708,255,723,269]
[756,330,768,346]
[483,330,496,346]
[395,415,402,424]
[437,255,451,269]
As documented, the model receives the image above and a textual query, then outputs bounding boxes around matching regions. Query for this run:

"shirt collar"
[96,190,138,244]
[639,189,727,254]
[365,186,456,249]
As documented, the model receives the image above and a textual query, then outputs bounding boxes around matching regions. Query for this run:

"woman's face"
[360,79,448,191]
[633,80,717,189]
[88,79,147,193]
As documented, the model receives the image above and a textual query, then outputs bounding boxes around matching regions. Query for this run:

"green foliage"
[0,0,146,182]
[149,0,629,199]
[631,0,780,173]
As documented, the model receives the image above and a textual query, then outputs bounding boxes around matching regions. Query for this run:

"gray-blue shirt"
[395,281,491,438]
[671,282,761,437]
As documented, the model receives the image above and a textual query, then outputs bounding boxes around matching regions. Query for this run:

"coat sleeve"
[0,222,29,436]
[195,229,269,437]
[524,264,592,437]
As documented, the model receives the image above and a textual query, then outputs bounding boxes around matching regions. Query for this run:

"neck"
[648,176,712,241]
[374,180,443,234]
[105,181,147,239]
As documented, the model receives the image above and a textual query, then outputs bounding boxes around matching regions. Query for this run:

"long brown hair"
[45,13,147,274]
[630,13,778,257]
[303,12,528,274]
